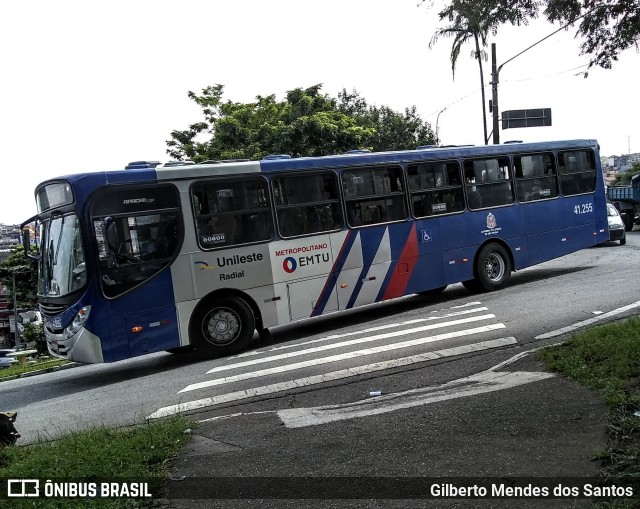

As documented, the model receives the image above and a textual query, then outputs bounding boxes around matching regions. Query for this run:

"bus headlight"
[64,306,91,339]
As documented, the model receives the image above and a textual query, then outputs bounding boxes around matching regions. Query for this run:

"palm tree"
[430,1,497,144]
[429,0,539,145]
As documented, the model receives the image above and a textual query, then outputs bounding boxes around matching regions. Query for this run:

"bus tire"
[191,295,255,357]
[462,279,483,293]
[475,243,512,292]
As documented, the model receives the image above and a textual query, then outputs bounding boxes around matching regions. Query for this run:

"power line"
[426,62,589,119]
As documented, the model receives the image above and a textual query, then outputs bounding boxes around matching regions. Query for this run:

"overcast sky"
[1,0,638,225]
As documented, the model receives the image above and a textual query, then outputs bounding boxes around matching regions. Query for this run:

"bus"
[22,139,609,364]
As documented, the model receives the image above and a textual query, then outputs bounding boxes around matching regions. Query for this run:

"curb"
[0,362,79,382]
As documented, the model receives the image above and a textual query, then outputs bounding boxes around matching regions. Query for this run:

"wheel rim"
[484,252,505,282]
[202,307,241,346]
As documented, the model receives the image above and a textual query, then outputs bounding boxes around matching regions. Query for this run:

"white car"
[607,203,626,245]
[0,349,17,369]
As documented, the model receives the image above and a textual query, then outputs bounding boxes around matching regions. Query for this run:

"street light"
[490,15,589,144]
[436,107,447,144]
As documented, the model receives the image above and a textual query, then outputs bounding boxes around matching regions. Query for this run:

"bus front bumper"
[45,327,104,364]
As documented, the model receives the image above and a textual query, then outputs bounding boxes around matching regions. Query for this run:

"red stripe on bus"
[382,224,419,300]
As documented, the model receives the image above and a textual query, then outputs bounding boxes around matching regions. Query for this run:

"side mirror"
[22,228,39,262]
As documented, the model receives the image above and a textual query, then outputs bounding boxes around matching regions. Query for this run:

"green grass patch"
[0,358,72,380]
[0,415,193,508]
[539,316,640,508]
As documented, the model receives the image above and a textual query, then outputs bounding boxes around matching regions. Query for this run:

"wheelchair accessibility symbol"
[421,229,432,242]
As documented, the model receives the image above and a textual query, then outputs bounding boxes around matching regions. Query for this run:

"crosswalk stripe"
[231,307,490,359]
[181,323,506,393]
[208,313,496,375]
[148,337,517,419]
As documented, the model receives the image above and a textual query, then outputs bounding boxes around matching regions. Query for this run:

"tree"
[0,246,37,310]
[166,84,436,160]
[612,162,640,185]
[22,321,46,356]
[544,0,640,72]
[433,1,640,74]
[427,0,539,144]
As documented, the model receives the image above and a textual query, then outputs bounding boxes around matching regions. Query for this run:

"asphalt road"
[2,229,639,446]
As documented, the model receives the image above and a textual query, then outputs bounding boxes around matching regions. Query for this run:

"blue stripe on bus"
[312,230,358,316]
[346,227,388,309]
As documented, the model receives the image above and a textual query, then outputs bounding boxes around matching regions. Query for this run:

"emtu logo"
[282,257,297,273]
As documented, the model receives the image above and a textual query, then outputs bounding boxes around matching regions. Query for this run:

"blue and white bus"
[22,140,609,363]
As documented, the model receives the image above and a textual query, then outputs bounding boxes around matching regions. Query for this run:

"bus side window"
[408,160,463,218]
[342,166,406,227]
[515,153,559,202]
[192,177,273,248]
[464,157,513,208]
[558,150,596,196]
[274,172,343,238]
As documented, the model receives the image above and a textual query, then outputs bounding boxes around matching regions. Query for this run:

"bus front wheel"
[192,296,255,357]
[465,244,512,293]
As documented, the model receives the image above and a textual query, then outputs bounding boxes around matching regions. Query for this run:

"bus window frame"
[88,182,184,300]
[190,174,274,251]
[272,169,345,239]
[557,149,598,197]
[407,159,465,218]
[463,156,515,211]
[340,163,408,228]
[512,151,560,204]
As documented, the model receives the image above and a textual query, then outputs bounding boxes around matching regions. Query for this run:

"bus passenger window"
[515,153,559,203]
[408,160,464,217]
[558,150,597,196]
[192,177,273,248]
[342,165,407,227]
[274,172,343,237]
[463,157,513,209]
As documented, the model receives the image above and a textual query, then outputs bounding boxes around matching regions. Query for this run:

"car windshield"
[607,204,619,217]
[38,213,87,297]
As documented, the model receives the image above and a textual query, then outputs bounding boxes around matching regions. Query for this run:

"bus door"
[90,183,183,360]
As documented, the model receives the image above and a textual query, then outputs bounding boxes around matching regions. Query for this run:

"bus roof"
[41,139,600,191]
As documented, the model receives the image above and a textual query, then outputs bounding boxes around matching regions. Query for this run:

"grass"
[1,317,638,507]
[539,316,640,508]
[0,357,71,380]
[0,416,193,508]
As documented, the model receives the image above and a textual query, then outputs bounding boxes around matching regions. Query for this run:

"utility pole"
[12,271,19,349]
[489,15,587,145]
[491,44,500,145]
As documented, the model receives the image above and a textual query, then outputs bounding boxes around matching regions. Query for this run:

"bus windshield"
[38,214,87,298]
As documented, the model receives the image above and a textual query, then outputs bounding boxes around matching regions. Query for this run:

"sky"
[1,0,639,225]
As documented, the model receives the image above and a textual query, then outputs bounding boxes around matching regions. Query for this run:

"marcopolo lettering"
[217,253,264,267]
[122,198,155,205]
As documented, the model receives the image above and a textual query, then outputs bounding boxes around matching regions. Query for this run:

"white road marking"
[208,313,496,374]
[535,300,640,339]
[147,337,517,419]
[277,369,554,428]
[181,323,505,393]
[230,307,489,359]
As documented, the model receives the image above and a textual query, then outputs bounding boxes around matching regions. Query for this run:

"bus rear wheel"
[465,243,512,293]
[191,296,255,357]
